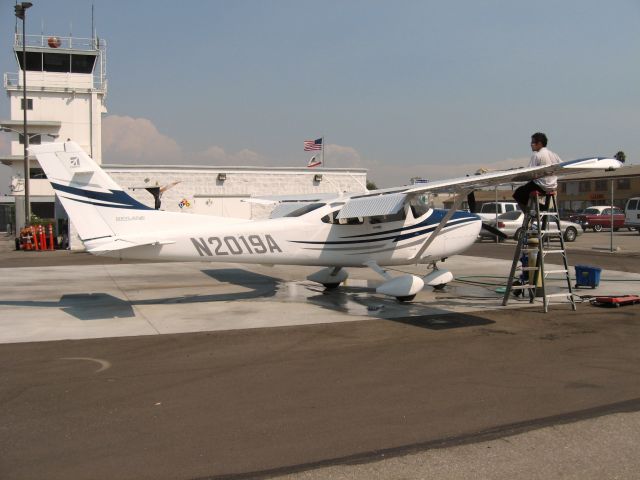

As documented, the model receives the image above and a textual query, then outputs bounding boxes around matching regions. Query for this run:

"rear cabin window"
[627,199,638,210]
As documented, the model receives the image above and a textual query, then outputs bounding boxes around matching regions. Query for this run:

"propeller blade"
[481,222,508,239]
[467,191,477,213]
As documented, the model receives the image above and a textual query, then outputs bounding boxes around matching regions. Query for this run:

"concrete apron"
[1,255,638,344]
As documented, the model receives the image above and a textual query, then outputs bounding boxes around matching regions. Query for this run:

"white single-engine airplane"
[32,142,621,302]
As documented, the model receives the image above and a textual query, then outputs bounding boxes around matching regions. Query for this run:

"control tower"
[1,32,107,232]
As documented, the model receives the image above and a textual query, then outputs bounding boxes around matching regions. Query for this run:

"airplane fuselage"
[102,205,482,267]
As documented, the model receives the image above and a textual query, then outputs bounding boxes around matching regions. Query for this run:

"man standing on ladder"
[513,132,562,211]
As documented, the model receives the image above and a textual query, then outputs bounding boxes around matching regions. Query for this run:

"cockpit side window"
[322,208,364,225]
[369,209,406,224]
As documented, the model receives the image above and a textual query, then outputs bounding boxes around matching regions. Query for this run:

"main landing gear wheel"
[432,283,446,290]
[396,294,416,302]
[307,267,349,290]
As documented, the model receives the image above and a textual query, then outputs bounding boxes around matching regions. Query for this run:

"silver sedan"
[481,210,582,242]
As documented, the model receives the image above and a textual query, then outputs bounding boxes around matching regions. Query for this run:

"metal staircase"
[502,191,576,312]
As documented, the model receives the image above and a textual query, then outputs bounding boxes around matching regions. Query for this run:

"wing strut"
[412,190,471,263]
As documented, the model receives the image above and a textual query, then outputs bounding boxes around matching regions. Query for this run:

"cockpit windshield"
[409,195,431,218]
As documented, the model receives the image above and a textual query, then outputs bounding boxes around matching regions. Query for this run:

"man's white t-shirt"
[529,147,562,191]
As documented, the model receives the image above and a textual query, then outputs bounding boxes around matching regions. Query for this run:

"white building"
[105,165,368,221]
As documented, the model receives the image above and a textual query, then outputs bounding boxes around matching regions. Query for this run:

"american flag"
[304,138,323,151]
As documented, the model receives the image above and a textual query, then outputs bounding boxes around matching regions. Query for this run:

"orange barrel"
[40,225,47,250]
[31,226,39,250]
[48,224,55,250]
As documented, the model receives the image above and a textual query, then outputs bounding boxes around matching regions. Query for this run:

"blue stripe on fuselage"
[51,182,152,210]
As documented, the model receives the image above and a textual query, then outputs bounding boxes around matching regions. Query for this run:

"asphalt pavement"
[1,232,639,480]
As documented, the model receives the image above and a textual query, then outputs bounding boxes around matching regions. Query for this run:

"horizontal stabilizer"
[85,237,176,253]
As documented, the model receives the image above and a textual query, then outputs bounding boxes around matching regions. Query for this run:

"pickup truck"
[568,206,626,232]
[476,202,519,222]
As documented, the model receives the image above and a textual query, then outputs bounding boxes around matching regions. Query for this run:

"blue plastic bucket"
[575,265,602,288]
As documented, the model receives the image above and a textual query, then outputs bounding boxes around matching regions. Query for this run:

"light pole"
[14,2,33,226]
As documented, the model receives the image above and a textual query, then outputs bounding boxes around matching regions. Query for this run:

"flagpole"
[322,135,325,168]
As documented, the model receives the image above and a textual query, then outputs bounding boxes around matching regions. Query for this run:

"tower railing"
[15,33,106,52]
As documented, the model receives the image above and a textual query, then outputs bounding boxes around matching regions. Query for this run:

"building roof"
[103,164,368,174]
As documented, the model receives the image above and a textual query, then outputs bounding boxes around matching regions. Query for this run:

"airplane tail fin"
[30,142,158,244]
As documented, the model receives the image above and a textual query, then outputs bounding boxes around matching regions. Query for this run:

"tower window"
[43,52,71,73]
[21,98,33,110]
[16,51,43,71]
[71,55,96,73]
[30,167,47,179]
[19,134,41,145]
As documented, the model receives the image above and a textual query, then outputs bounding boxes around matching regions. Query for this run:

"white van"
[476,202,519,221]
[625,197,640,233]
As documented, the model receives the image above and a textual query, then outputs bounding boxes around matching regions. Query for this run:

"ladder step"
[542,250,565,255]
[545,293,575,298]
[544,269,568,274]
[510,284,536,290]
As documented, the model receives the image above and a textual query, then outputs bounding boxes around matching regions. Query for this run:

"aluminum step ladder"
[502,191,576,312]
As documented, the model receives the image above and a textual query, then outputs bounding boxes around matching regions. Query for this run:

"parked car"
[569,205,626,232]
[476,202,519,221]
[625,197,640,234]
[481,210,581,242]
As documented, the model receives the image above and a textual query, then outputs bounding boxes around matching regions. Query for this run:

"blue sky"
[1,0,638,192]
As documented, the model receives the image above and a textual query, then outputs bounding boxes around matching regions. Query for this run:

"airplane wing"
[402,156,621,196]
[240,156,620,220]
[336,157,621,218]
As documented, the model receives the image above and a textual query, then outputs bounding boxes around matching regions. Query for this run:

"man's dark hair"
[531,132,548,147]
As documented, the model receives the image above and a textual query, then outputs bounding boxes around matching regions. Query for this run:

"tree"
[614,151,626,163]
[366,180,378,190]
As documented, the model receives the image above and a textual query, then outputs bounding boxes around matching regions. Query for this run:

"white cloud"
[323,144,364,168]
[102,115,182,164]
[102,115,267,167]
